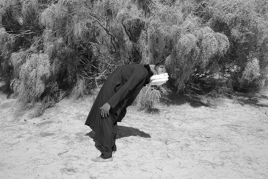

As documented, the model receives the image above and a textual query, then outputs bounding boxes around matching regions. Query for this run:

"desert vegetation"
[0,0,267,114]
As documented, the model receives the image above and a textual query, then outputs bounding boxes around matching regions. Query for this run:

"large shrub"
[0,0,267,114]
[195,0,268,92]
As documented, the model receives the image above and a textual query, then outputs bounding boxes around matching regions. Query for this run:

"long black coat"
[85,64,153,130]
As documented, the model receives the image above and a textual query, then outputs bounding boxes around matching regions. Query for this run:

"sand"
[0,86,268,179]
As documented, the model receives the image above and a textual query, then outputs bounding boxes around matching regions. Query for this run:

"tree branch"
[87,13,117,53]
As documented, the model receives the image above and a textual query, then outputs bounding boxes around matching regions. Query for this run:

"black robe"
[85,64,153,130]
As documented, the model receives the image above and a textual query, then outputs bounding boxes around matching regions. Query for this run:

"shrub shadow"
[234,93,268,108]
[160,91,209,108]
[0,81,12,98]
[86,125,151,140]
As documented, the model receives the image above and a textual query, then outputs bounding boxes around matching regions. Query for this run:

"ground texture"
[0,86,268,179]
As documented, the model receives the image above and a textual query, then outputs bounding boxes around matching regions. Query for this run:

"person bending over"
[85,63,168,162]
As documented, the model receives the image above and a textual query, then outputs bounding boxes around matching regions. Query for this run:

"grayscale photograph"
[0,0,268,178]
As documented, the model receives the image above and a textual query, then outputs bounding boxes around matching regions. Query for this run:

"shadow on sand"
[160,85,268,108]
[0,80,12,98]
[160,91,209,108]
[233,92,268,108]
[86,125,151,140]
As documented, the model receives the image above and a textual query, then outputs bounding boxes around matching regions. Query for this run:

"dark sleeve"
[125,94,138,107]
[107,72,145,108]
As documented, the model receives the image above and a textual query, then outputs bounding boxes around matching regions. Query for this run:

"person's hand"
[100,103,111,118]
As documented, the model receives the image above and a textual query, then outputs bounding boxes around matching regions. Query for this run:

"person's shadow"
[85,125,151,139]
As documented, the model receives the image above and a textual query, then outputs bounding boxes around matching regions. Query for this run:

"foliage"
[17,53,51,103]
[0,0,268,114]
[242,58,261,82]
[134,84,163,111]
[10,50,28,78]
[71,78,87,99]
[200,0,268,92]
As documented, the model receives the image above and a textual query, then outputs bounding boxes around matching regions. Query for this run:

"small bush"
[134,84,162,111]
[242,58,261,82]
[71,78,87,99]
[18,53,51,103]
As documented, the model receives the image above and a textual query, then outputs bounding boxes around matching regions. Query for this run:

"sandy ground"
[0,85,268,179]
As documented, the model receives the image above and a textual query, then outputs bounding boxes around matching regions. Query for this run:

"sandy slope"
[0,88,268,179]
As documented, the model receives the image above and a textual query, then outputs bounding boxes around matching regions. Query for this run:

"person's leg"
[92,113,117,161]
[112,122,118,153]
[99,116,114,159]
[94,140,102,153]
[95,125,117,154]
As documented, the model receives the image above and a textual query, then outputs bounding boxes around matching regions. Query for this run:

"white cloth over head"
[150,73,169,86]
